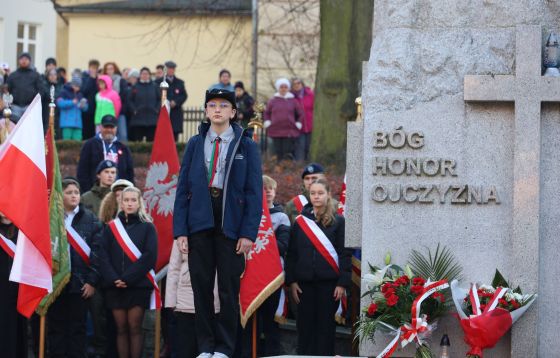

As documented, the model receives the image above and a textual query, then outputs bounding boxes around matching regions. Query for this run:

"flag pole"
[252,311,257,358]
[39,314,46,358]
[153,69,169,358]
[38,86,57,358]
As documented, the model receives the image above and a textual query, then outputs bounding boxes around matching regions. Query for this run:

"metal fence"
[178,106,268,154]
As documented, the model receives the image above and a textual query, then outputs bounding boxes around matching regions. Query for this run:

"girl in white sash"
[285,178,350,356]
[47,177,102,358]
[99,187,157,358]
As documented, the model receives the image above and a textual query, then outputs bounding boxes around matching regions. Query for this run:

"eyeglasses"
[207,102,232,109]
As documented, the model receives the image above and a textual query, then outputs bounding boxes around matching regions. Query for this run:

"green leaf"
[491,269,509,288]
[408,243,463,282]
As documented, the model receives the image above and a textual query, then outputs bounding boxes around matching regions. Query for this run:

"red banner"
[143,106,180,273]
[239,190,284,327]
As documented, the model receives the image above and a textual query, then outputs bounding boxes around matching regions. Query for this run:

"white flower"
[513,293,523,301]
[479,284,495,292]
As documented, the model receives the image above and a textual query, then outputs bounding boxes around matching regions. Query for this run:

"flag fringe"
[240,272,285,328]
[35,271,70,316]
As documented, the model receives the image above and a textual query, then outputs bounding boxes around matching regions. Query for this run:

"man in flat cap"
[174,89,262,358]
[156,60,187,140]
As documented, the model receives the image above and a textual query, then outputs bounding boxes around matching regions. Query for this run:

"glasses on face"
[207,102,232,109]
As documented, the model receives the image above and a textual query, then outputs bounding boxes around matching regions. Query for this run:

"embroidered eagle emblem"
[143,162,178,216]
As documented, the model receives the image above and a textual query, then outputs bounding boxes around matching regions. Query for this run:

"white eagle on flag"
[143,162,178,216]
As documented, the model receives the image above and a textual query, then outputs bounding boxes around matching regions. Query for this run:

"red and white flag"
[143,106,179,273]
[337,174,346,216]
[240,189,284,327]
[0,95,52,317]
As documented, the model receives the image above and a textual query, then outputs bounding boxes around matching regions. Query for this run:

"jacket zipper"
[221,129,245,229]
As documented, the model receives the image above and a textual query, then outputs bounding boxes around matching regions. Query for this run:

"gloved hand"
[264,120,272,129]
[295,122,302,130]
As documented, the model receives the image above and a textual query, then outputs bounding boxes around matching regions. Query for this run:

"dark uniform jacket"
[66,205,103,294]
[77,135,134,192]
[156,76,187,134]
[285,205,350,287]
[173,122,263,241]
[98,212,157,288]
[128,81,160,127]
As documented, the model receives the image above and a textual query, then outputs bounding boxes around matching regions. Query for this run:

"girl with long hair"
[99,187,157,358]
[285,178,350,356]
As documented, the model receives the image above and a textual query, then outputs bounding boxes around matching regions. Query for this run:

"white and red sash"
[109,218,162,310]
[66,224,91,266]
[295,215,339,275]
[292,195,308,213]
[0,233,16,258]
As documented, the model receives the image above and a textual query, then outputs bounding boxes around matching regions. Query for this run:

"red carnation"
[410,285,424,296]
[395,276,410,286]
[412,277,426,286]
[511,300,520,309]
[381,283,392,293]
[432,292,445,303]
[498,298,509,307]
[367,303,378,316]
[383,288,396,298]
[386,294,399,306]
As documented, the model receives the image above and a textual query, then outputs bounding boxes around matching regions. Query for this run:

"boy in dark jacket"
[174,89,262,358]
[47,177,102,357]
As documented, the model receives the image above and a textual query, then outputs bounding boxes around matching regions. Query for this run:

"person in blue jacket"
[173,89,263,358]
[57,74,89,140]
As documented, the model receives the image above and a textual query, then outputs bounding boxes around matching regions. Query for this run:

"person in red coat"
[291,78,314,161]
[264,78,304,161]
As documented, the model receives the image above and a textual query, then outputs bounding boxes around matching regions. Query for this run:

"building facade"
[0,0,58,73]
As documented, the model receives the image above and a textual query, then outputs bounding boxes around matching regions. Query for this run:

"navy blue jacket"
[173,122,263,241]
[66,204,103,293]
[76,135,135,192]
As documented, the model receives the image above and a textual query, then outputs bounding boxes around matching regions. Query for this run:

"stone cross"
[464,25,560,357]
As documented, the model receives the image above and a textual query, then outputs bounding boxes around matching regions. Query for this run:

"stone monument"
[347,1,560,356]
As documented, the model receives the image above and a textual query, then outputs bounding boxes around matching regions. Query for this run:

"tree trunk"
[311,0,373,165]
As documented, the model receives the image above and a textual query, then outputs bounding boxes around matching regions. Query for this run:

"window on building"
[16,23,37,65]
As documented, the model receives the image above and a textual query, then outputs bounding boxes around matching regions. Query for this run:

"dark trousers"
[295,132,311,162]
[174,312,198,358]
[0,296,27,358]
[88,289,107,356]
[129,125,156,142]
[188,193,245,357]
[272,137,295,161]
[47,292,88,358]
[296,280,338,356]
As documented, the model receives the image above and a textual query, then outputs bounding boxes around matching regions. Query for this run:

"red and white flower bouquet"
[450,270,536,358]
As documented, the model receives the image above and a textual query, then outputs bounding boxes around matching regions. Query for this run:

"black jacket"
[128,81,160,127]
[0,223,18,307]
[98,212,157,289]
[285,205,350,287]
[76,135,134,192]
[66,205,103,293]
[155,76,187,133]
[235,92,255,127]
[269,204,290,257]
[81,73,98,121]
[7,67,43,106]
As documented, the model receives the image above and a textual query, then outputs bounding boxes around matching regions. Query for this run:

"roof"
[54,0,252,15]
